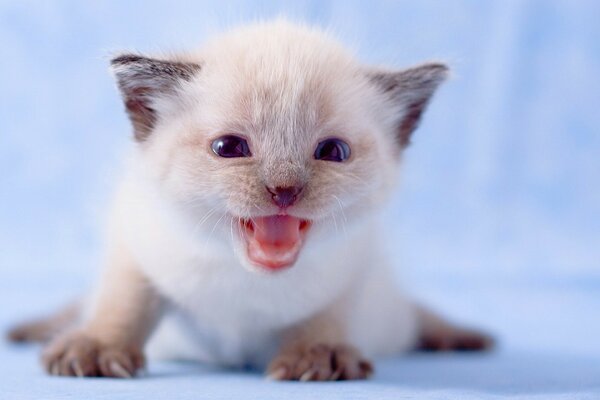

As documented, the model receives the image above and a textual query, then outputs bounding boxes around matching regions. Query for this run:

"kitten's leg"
[344,261,494,354]
[416,305,494,351]
[7,301,81,343]
[266,307,373,381]
[42,244,162,378]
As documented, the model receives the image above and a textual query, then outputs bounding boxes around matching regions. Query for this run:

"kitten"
[8,20,492,381]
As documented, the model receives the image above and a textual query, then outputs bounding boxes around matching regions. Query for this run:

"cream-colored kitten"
[8,20,491,381]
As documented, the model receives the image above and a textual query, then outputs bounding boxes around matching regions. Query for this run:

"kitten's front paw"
[267,343,373,381]
[42,331,144,378]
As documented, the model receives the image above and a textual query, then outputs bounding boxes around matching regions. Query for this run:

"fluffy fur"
[8,20,491,381]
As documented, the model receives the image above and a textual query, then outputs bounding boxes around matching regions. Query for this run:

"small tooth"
[266,367,287,381]
[109,361,132,378]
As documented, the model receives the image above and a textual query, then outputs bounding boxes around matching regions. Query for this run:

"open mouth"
[240,215,311,271]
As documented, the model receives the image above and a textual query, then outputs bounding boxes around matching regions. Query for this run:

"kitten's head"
[111,21,447,273]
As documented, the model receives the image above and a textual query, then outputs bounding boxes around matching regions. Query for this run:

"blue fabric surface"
[2,276,599,399]
[1,1,599,398]
[2,344,598,400]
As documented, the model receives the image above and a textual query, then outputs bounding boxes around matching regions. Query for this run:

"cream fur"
[32,20,488,380]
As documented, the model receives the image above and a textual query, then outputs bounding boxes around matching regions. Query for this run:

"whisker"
[331,208,339,236]
[253,203,267,214]
[202,211,228,253]
[192,206,218,236]
[332,195,348,238]
[236,216,244,240]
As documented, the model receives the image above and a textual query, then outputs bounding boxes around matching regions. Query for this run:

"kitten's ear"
[368,63,448,148]
[110,54,201,141]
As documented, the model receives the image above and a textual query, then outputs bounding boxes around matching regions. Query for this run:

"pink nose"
[266,186,303,208]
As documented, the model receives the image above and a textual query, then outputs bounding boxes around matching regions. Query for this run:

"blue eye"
[314,138,351,162]
[211,135,251,158]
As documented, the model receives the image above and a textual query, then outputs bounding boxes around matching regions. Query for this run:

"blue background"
[1,1,599,398]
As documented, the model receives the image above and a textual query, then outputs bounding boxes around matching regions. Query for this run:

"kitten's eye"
[211,135,252,158]
[314,138,351,162]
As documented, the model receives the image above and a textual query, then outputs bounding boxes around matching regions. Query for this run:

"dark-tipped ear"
[368,63,448,148]
[110,54,201,141]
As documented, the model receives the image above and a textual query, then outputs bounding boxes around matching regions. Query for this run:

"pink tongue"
[246,216,305,270]
[253,216,301,248]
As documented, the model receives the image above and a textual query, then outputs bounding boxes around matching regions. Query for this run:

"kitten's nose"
[266,186,303,209]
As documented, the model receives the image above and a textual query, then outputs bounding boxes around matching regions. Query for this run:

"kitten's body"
[9,20,491,380]
[119,169,414,367]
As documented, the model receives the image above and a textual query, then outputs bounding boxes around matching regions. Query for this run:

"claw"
[360,362,374,379]
[71,360,85,377]
[330,369,342,381]
[266,366,287,381]
[109,360,132,378]
[299,369,317,382]
[50,362,60,376]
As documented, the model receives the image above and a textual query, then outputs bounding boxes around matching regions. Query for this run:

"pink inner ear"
[367,63,448,150]
[399,100,427,147]
[123,86,156,141]
[112,54,201,142]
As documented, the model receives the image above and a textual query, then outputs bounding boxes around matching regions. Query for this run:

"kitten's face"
[112,22,447,273]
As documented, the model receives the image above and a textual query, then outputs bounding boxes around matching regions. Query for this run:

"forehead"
[235,68,335,147]
[194,42,366,152]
